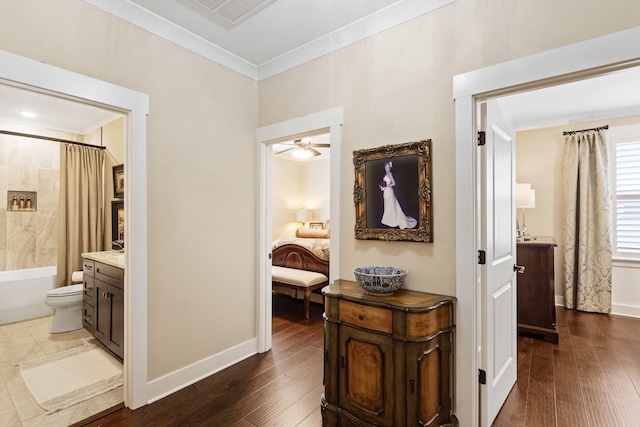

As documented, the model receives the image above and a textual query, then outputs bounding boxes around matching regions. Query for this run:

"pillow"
[296,227,330,238]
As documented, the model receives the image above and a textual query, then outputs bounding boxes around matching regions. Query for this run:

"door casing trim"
[454,26,640,427]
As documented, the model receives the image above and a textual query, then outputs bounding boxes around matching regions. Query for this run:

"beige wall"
[0,0,258,380]
[2,0,640,391]
[272,157,302,239]
[103,117,125,251]
[1,117,127,270]
[0,123,75,271]
[517,115,640,314]
[272,157,330,240]
[302,159,330,225]
[259,0,640,296]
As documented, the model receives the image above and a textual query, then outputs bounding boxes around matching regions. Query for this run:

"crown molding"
[83,0,456,81]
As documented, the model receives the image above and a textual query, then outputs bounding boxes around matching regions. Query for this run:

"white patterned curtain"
[562,130,612,313]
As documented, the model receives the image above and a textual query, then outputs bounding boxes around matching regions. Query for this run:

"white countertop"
[82,251,125,269]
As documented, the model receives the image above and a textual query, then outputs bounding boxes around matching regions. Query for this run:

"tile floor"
[0,315,123,427]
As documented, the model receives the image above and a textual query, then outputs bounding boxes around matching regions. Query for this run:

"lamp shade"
[296,209,311,222]
[516,183,531,208]
[526,189,536,209]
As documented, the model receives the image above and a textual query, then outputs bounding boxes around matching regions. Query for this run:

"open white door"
[479,100,518,426]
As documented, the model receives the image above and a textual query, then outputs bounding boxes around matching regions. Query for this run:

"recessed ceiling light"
[20,111,37,118]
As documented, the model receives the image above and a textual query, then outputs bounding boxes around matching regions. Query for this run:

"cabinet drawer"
[83,276,95,304]
[338,300,392,334]
[95,262,124,289]
[83,301,94,332]
[83,259,95,277]
[406,304,453,339]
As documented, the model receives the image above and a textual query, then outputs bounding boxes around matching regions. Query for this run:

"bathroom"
[0,98,126,425]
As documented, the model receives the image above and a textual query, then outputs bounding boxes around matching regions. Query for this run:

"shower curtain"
[562,130,612,313]
[56,144,105,288]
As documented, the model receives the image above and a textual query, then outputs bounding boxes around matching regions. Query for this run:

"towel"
[71,271,84,283]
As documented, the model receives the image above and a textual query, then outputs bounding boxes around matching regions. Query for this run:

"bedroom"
[271,134,331,318]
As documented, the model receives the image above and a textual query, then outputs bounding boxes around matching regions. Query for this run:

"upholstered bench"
[272,265,328,319]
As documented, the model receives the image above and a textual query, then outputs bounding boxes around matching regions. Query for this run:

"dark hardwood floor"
[83,293,325,427]
[493,307,640,427]
[82,297,640,427]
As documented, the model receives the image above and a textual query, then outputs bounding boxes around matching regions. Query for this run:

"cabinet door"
[94,279,109,344]
[406,334,452,426]
[338,324,394,426]
[517,244,556,330]
[107,284,124,359]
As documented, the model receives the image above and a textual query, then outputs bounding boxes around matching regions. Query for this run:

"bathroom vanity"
[82,251,125,360]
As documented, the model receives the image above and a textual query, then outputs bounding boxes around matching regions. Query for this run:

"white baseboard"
[555,295,640,318]
[611,303,640,318]
[146,338,258,404]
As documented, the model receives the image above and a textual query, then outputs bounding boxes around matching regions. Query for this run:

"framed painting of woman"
[353,140,432,242]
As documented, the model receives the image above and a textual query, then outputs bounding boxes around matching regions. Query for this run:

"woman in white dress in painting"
[380,161,417,229]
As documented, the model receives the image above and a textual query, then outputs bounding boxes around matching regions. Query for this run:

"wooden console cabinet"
[321,280,457,427]
[83,257,124,360]
[517,236,558,343]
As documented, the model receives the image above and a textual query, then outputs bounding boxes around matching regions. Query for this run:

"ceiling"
[497,66,640,131]
[2,0,640,142]
[84,0,457,80]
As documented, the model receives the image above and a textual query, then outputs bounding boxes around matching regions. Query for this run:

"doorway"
[0,49,149,410]
[453,26,640,427]
[256,107,343,352]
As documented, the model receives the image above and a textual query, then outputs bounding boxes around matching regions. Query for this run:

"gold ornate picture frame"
[353,140,432,242]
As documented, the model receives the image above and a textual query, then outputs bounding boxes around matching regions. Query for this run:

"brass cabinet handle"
[410,379,415,393]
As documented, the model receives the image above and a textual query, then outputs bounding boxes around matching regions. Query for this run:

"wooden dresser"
[321,280,457,427]
[516,236,558,343]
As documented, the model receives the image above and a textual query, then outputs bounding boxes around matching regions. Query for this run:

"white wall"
[517,116,640,317]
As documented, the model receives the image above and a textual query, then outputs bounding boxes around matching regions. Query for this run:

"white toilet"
[45,276,84,333]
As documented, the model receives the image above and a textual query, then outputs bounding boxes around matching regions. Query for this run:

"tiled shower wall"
[0,123,82,271]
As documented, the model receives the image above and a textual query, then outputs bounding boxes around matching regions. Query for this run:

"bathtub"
[0,266,56,325]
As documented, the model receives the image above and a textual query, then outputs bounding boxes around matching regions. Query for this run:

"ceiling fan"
[274,137,330,159]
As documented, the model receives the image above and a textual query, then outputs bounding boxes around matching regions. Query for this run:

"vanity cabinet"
[322,280,457,427]
[516,236,558,343]
[82,259,96,333]
[83,257,124,360]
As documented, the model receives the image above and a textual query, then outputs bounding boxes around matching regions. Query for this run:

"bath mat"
[19,343,122,413]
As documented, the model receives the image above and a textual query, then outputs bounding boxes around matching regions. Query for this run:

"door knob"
[514,264,525,274]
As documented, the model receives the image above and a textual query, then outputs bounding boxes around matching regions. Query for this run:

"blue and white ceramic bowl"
[353,266,407,296]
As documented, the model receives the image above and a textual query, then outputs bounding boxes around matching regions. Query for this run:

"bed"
[271,228,330,318]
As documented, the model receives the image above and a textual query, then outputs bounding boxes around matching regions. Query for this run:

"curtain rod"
[562,125,608,136]
[0,129,106,149]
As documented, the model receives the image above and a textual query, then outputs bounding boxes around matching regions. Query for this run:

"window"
[612,136,640,260]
